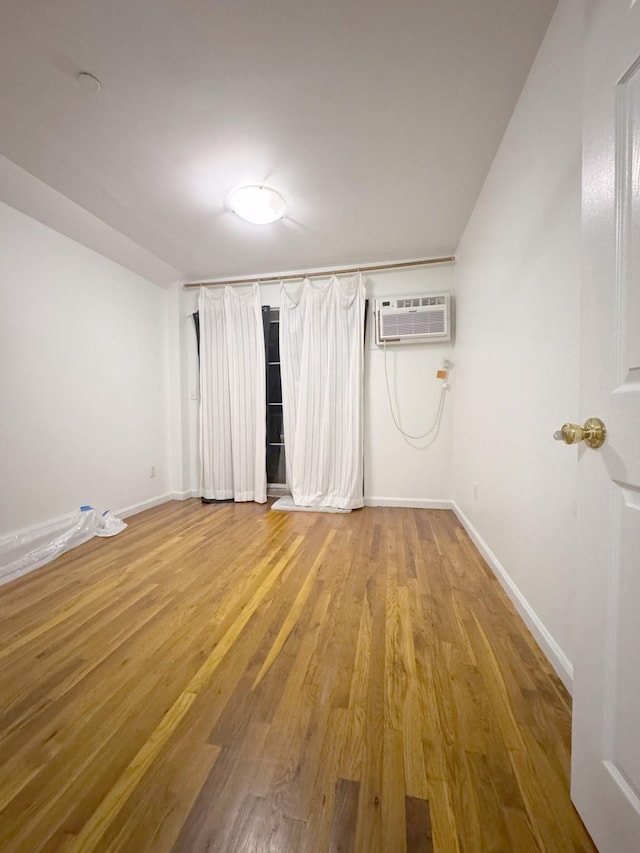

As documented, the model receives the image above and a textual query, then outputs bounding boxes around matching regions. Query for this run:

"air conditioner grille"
[381,309,446,338]
[396,296,446,308]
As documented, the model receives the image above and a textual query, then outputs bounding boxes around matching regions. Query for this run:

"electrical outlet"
[189,388,198,401]
[150,466,156,478]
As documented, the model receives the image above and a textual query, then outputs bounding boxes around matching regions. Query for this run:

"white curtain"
[199,284,266,503]
[280,274,365,509]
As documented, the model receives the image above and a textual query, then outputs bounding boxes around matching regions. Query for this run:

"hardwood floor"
[0,500,596,852]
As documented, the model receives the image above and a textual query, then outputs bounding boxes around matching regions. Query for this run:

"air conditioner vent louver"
[396,296,446,309]
[375,293,452,345]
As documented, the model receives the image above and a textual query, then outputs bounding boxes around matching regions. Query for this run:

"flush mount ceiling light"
[230,185,286,225]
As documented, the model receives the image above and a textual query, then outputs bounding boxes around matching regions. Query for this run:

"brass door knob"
[553,417,606,448]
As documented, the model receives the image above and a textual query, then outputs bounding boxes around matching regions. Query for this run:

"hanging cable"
[383,342,449,440]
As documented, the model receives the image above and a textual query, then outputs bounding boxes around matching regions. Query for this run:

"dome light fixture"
[230,185,286,225]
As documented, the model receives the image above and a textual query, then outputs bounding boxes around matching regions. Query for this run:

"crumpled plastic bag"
[95,510,127,538]
[0,506,127,586]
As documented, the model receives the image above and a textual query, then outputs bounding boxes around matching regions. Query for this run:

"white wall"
[363,266,454,505]
[452,0,583,684]
[179,264,455,504]
[0,200,172,536]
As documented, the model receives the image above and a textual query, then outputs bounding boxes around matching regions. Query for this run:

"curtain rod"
[183,256,455,289]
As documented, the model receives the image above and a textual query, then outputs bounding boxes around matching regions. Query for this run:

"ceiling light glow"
[230,185,286,225]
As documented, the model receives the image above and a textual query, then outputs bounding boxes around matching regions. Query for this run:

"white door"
[570,0,640,850]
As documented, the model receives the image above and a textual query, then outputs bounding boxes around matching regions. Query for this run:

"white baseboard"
[0,508,74,543]
[364,497,454,510]
[115,493,174,519]
[169,489,200,501]
[116,489,198,519]
[450,501,573,694]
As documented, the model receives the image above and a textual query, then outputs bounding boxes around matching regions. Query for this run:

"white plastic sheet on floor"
[271,496,351,514]
[0,507,127,587]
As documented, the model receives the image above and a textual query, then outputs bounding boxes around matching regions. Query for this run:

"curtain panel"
[280,273,365,509]
[198,284,267,503]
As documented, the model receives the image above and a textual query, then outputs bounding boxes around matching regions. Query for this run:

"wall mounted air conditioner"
[374,294,452,345]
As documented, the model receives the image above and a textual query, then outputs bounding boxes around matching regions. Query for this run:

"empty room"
[0,0,638,851]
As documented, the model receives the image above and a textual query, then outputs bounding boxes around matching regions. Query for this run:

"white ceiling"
[0,0,557,286]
